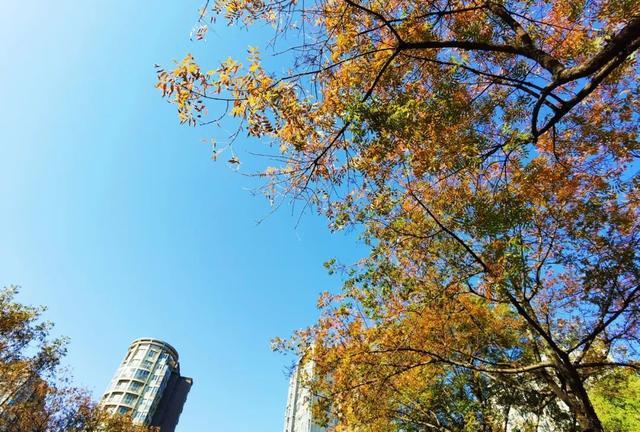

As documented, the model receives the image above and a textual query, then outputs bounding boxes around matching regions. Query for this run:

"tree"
[158,1,640,431]
[0,286,153,432]
[590,370,640,432]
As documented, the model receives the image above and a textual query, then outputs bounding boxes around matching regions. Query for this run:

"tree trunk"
[557,360,603,432]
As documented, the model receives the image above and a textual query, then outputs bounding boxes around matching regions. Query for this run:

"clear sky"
[0,1,362,430]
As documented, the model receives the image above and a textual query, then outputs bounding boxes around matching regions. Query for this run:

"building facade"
[283,361,327,432]
[0,370,46,431]
[101,338,192,432]
[0,370,41,411]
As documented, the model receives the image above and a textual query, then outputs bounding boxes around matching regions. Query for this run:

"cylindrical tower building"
[101,338,183,425]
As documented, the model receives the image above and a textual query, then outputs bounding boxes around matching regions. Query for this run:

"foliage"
[590,371,640,432]
[0,286,154,432]
[159,1,640,431]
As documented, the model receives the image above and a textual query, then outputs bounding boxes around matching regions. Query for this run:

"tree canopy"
[158,1,640,431]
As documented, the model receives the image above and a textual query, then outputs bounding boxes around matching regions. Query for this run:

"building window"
[129,381,143,392]
[122,393,138,405]
[134,369,150,381]
[117,406,131,415]
[133,345,148,360]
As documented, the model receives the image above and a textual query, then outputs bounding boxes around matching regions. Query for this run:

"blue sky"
[0,1,362,430]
